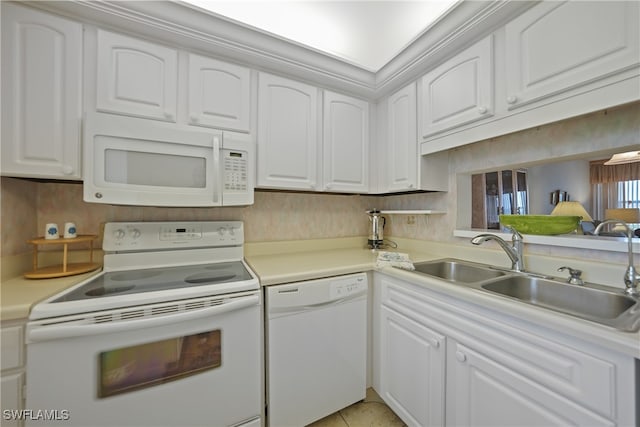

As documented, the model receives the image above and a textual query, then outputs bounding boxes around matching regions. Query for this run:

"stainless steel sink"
[413,259,507,284]
[482,276,640,331]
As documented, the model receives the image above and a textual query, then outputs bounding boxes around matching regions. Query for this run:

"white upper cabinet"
[96,29,178,122]
[419,35,494,139]
[1,3,83,180]
[322,91,369,193]
[504,1,640,110]
[187,53,251,132]
[257,73,319,190]
[387,83,418,192]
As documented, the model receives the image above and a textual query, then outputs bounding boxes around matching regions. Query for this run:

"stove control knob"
[217,227,227,236]
[113,229,126,240]
[130,228,141,239]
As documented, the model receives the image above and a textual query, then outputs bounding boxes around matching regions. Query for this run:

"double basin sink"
[405,259,640,332]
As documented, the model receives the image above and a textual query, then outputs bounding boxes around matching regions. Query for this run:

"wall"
[1,102,638,266]
[383,101,639,265]
[0,178,376,257]
[528,159,591,215]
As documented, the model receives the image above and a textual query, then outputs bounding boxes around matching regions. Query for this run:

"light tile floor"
[307,389,406,427]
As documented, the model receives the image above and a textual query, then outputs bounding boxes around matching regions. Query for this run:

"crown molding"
[375,1,537,99]
[22,0,535,100]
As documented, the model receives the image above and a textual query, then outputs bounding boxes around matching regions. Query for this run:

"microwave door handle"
[27,294,259,343]
[213,135,221,204]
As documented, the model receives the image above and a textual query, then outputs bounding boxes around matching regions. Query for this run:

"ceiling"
[180,1,460,72]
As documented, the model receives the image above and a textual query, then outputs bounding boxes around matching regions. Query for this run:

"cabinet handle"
[432,339,440,349]
[190,115,199,123]
[325,184,331,190]
[455,351,467,363]
[62,165,74,175]
[477,106,488,114]
[408,183,415,189]
[164,112,174,120]
[506,95,518,105]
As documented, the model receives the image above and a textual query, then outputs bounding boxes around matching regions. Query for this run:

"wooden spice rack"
[25,235,100,279]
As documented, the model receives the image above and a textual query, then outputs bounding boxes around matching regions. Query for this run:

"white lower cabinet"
[1,322,26,427]
[447,340,613,426]
[378,305,445,427]
[373,273,637,427]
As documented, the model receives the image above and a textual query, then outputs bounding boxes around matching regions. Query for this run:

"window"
[590,160,640,228]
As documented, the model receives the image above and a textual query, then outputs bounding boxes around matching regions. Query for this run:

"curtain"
[589,159,640,184]
[590,159,640,221]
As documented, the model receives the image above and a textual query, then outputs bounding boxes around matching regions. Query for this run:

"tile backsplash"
[1,178,377,256]
[2,102,638,267]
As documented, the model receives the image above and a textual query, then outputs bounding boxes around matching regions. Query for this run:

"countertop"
[1,271,101,322]
[244,246,437,286]
[2,237,638,359]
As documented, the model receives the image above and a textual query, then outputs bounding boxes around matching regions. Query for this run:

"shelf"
[378,210,447,215]
[25,234,100,279]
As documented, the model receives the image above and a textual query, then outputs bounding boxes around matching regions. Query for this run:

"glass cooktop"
[52,261,253,302]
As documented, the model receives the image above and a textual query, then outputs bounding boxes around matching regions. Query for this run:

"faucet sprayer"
[594,219,639,296]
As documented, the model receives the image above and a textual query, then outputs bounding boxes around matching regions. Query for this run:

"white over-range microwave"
[83,112,254,207]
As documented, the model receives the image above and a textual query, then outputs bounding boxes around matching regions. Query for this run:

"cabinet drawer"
[1,326,23,371]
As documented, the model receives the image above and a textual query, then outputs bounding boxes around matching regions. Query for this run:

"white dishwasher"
[266,273,368,427]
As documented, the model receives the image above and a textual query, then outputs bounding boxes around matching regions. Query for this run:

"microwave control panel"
[223,149,248,192]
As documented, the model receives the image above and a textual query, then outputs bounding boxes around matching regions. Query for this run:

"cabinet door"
[322,91,369,193]
[504,1,640,110]
[387,83,418,192]
[187,54,250,132]
[420,35,493,138]
[1,373,24,427]
[1,3,82,180]
[257,73,318,190]
[96,29,178,122]
[379,306,445,427]
[447,340,613,427]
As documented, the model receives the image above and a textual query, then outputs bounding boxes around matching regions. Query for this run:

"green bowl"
[499,215,580,235]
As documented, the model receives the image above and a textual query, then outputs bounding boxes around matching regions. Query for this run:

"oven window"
[98,329,221,398]
[105,149,207,188]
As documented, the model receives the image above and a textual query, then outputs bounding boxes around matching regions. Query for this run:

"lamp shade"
[550,201,593,222]
[604,208,640,223]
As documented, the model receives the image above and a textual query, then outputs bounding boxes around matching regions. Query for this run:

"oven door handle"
[27,294,259,343]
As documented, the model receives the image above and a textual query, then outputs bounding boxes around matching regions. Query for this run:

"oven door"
[25,292,262,427]
[83,112,222,207]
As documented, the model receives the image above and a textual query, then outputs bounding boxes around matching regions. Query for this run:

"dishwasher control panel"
[266,273,368,314]
[330,275,367,299]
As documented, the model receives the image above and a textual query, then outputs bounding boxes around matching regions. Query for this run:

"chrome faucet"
[594,219,639,296]
[471,227,525,272]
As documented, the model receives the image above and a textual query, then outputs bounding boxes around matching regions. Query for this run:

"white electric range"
[26,221,262,427]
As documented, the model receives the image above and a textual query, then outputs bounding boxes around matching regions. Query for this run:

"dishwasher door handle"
[269,292,366,315]
[28,294,259,343]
